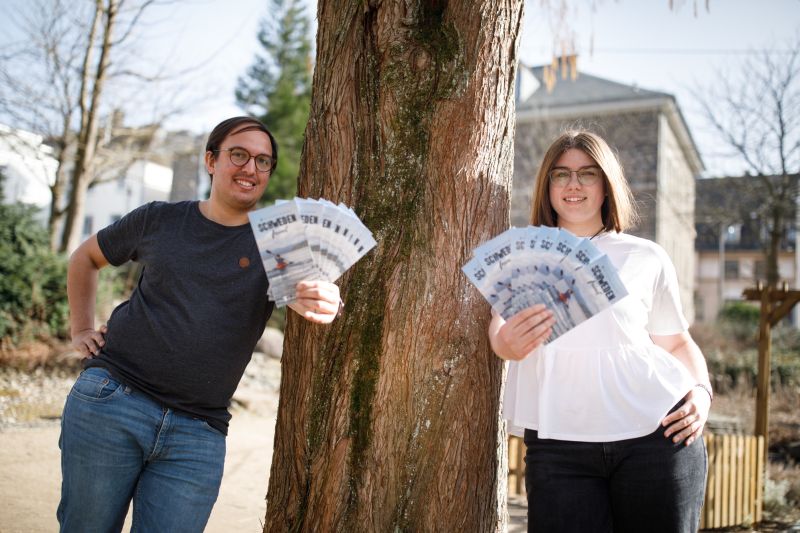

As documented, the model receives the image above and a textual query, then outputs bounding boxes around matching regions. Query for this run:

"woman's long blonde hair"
[530,130,638,232]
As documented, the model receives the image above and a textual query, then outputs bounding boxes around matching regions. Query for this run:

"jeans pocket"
[199,419,226,438]
[70,367,122,402]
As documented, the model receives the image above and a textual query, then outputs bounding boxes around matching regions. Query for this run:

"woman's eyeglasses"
[548,166,602,187]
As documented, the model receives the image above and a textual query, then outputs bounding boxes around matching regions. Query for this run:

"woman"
[490,130,711,532]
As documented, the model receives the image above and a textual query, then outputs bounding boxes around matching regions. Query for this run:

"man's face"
[204,128,272,212]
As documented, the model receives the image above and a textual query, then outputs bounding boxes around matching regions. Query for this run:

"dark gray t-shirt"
[88,200,273,433]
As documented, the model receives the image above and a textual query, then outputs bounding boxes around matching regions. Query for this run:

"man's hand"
[71,325,108,358]
[288,281,341,324]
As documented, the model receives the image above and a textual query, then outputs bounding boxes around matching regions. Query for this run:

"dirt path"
[0,394,276,533]
[0,356,527,532]
[0,355,281,533]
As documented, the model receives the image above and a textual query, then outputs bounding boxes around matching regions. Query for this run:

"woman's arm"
[488,305,554,361]
[651,331,713,446]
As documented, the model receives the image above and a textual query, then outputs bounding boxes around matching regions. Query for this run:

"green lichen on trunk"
[340,0,468,527]
[269,0,515,529]
[291,1,470,528]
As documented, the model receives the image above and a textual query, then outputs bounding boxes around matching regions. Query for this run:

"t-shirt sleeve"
[646,247,690,336]
[96,202,154,266]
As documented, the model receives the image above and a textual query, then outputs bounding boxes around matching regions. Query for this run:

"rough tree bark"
[264,1,523,531]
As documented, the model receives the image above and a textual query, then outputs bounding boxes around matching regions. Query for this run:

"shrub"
[0,200,69,346]
[718,300,761,325]
[693,313,800,392]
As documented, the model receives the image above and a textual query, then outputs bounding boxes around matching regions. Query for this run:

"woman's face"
[548,148,606,236]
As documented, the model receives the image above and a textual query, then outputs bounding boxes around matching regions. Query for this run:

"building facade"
[694,175,799,325]
[0,124,57,220]
[0,119,204,246]
[78,119,204,241]
[79,159,173,239]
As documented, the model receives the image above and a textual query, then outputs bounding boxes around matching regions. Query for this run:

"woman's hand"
[661,386,712,446]
[652,331,713,446]
[288,280,342,324]
[489,305,555,361]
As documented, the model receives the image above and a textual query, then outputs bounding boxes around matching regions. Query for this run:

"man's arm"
[68,234,110,357]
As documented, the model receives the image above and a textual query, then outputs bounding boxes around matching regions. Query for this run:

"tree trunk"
[48,145,68,251]
[60,0,116,253]
[48,109,74,251]
[264,1,523,531]
[767,213,781,287]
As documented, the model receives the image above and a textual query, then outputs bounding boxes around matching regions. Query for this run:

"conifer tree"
[236,0,313,205]
[263,1,523,529]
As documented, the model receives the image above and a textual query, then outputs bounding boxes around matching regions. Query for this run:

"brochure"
[462,226,628,342]
[249,198,376,307]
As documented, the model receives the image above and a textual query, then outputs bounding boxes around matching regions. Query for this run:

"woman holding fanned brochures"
[487,130,711,532]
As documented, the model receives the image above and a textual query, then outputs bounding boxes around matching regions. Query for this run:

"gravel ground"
[0,366,78,429]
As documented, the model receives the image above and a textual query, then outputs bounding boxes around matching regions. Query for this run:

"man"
[58,116,340,532]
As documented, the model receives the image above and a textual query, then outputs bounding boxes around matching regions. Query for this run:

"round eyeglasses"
[548,166,602,187]
[217,148,275,173]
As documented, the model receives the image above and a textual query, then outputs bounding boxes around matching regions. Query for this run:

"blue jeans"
[524,421,707,532]
[58,367,226,533]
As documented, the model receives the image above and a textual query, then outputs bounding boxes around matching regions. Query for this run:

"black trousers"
[523,420,707,533]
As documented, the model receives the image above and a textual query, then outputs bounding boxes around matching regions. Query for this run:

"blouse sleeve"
[646,246,690,336]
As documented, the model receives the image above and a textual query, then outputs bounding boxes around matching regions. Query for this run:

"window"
[754,260,766,281]
[724,260,739,280]
[0,165,7,199]
[760,224,770,243]
[82,215,93,236]
[724,224,742,245]
[694,291,704,322]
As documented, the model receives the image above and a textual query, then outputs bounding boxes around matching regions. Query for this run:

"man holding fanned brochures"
[58,116,350,532]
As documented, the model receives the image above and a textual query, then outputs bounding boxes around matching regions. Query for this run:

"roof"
[515,60,705,174]
[517,64,672,111]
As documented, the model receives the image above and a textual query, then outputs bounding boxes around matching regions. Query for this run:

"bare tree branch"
[0,0,218,250]
[694,36,800,286]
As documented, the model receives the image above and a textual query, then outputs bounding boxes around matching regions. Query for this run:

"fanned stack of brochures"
[248,198,376,307]
[461,226,628,341]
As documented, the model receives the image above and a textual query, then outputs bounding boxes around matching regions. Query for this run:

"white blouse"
[503,232,696,442]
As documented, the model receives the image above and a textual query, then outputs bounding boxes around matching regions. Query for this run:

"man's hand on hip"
[71,325,108,358]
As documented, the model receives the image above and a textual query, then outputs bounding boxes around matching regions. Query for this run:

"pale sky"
[2,0,799,177]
